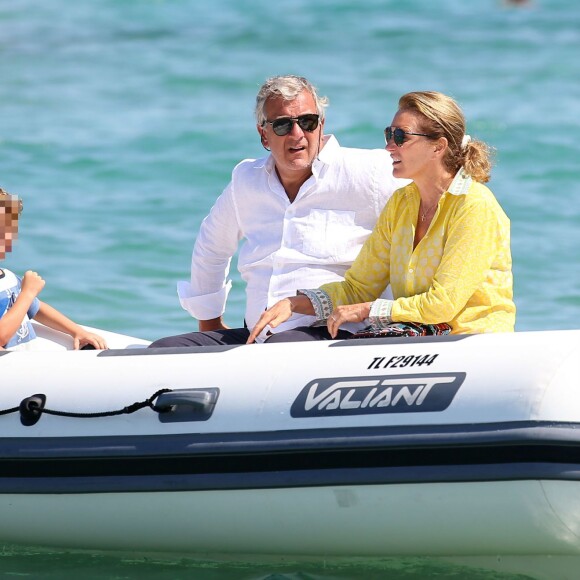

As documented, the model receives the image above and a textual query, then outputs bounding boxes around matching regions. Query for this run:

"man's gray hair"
[255,75,329,126]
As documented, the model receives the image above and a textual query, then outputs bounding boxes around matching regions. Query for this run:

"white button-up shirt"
[178,135,406,341]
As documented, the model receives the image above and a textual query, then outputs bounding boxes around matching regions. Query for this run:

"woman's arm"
[319,203,393,315]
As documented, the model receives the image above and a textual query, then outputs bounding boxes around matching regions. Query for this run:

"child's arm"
[34,301,108,350]
[0,270,45,347]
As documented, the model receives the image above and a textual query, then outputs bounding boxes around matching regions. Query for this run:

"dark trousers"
[148,326,352,348]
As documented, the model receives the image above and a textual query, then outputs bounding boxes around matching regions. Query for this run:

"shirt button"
[409,268,414,273]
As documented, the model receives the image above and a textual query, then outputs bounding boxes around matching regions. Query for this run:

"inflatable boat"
[1,323,580,577]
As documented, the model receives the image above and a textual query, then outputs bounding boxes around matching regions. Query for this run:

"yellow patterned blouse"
[308,171,516,333]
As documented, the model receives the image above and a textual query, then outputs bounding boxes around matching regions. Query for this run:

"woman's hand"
[327,302,372,338]
[247,295,313,343]
[247,298,294,343]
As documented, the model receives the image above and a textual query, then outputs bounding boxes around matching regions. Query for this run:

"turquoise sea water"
[1,0,579,577]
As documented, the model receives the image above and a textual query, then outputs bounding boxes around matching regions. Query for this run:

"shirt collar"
[311,134,338,178]
[447,167,473,195]
[314,134,339,165]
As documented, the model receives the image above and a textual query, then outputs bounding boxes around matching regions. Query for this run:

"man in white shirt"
[150,75,405,347]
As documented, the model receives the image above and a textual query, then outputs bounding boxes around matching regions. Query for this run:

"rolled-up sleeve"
[178,279,233,320]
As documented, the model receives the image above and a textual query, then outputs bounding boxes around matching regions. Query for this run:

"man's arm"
[198,316,229,332]
[179,183,241,323]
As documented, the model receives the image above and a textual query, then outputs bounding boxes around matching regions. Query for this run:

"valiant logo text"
[290,372,465,417]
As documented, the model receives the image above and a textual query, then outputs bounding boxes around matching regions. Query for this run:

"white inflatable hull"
[2,481,580,556]
[1,326,580,573]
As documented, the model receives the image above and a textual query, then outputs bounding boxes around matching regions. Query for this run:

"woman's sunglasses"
[263,114,320,136]
[384,126,436,147]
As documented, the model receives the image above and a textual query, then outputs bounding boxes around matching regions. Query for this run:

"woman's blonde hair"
[398,91,493,183]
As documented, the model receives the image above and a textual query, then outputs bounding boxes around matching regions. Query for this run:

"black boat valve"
[19,394,47,426]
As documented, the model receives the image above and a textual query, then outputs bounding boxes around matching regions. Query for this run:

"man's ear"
[258,125,270,151]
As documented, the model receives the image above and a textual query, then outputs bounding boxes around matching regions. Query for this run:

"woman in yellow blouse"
[248,91,516,342]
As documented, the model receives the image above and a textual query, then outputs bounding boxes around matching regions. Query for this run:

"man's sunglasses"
[384,126,436,147]
[263,114,320,136]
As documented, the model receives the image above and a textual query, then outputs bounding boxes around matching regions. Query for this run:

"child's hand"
[21,270,45,298]
[73,330,108,350]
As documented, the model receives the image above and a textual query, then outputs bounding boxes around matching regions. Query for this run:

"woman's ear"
[434,136,448,154]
